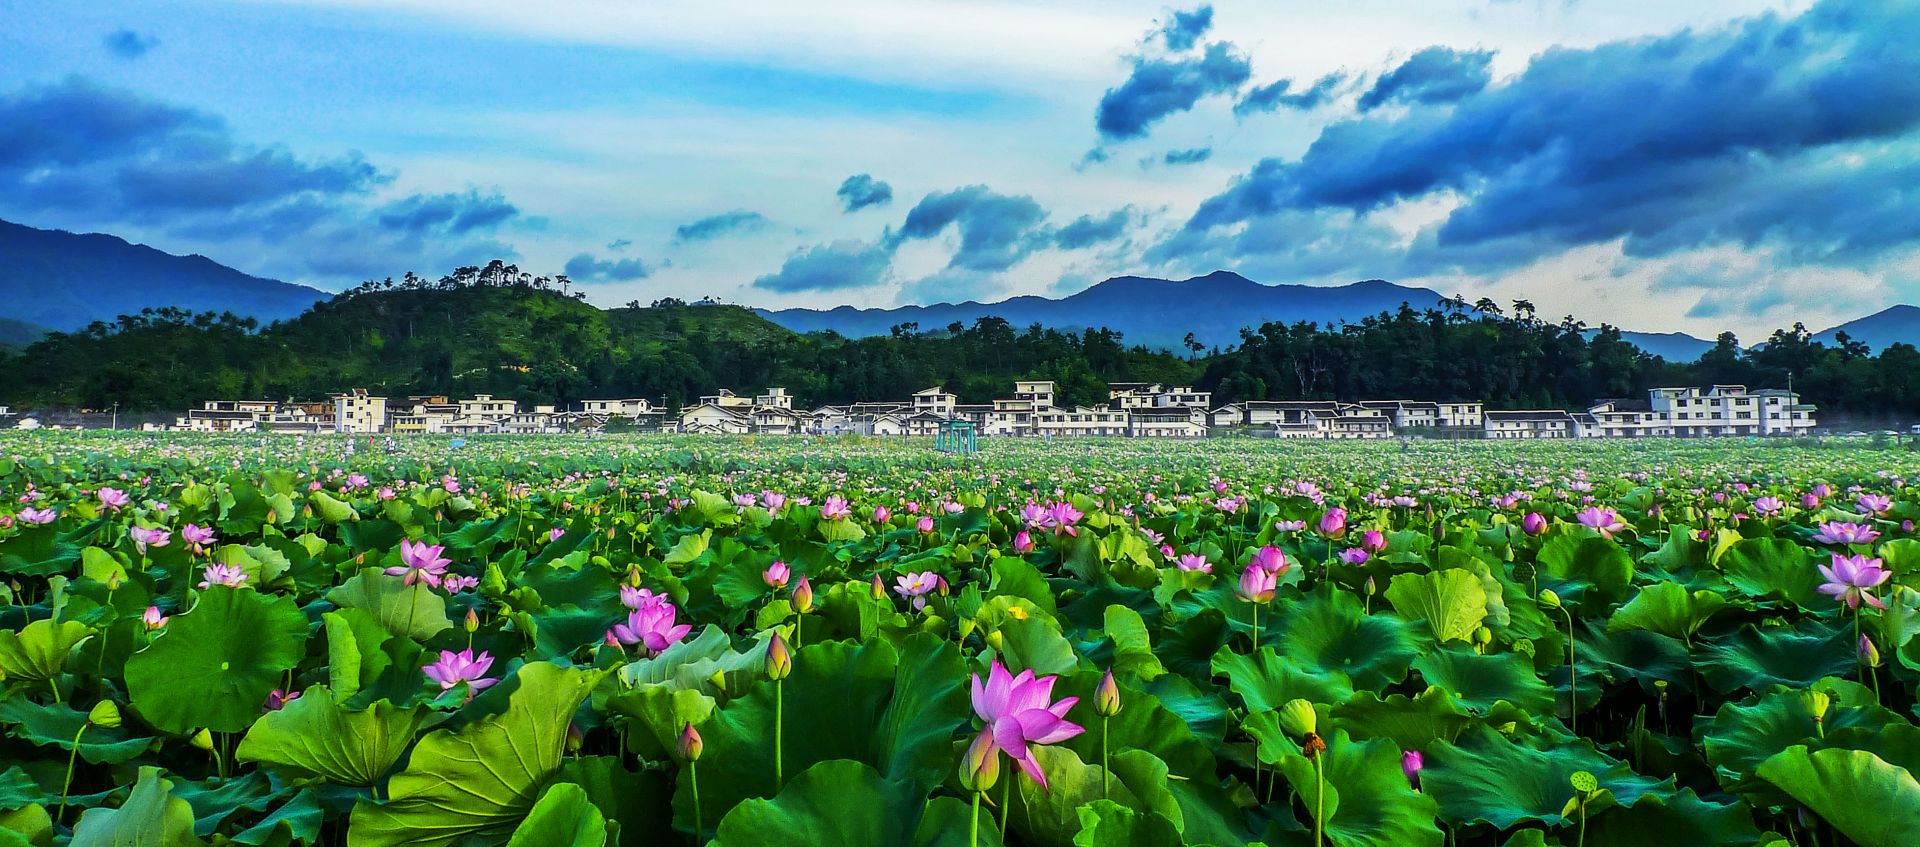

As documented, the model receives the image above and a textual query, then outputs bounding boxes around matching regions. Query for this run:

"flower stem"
[1251,603,1260,652]
[970,789,981,847]
[774,679,784,790]
[690,759,703,845]
[1101,714,1110,800]
[1563,607,1577,735]
[58,724,87,821]
[998,767,1011,838]
[1313,754,1326,847]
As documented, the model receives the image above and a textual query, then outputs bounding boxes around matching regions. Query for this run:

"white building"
[332,390,387,434]
[1483,410,1575,439]
[1648,385,1817,437]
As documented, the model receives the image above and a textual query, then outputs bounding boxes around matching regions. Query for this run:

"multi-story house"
[1110,383,1213,410]
[912,387,957,416]
[1483,410,1575,438]
[332,390,387,433]
[1436,402,1485,430]
[1646,385,1816,436]
[1031,405,1129,437]
[1128,407,1209,438]
[984,380,1057,436]
[1584,398,1671,438]
[1358,400,1440,430]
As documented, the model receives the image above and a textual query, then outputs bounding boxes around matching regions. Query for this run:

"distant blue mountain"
[757,271,1453,350]
[0,218,327,331]
[1602,330,1717,362]
[1813,305,1920,352]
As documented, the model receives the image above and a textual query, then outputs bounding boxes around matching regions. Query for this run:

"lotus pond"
[3,432,1920,847]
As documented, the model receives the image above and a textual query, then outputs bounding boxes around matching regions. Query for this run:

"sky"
[3,0,1917,340]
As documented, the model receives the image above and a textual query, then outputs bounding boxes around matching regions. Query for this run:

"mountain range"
[0,217,1911,361]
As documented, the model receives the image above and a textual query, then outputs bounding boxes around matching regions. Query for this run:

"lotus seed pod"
[191,728,215,751]
[87,700,122,729]
[1278,698,1318,738]
[1570,771,1598,793]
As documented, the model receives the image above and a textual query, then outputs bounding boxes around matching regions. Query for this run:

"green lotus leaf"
[1267,729,1445,847]
[1072,799,1183,847]
[1101,604,1166,679]
[235,685,425,785]
[1720,538,1822,606]
[1213,647,1356,712]
[1422,725,1666,829]
[672,633,967,832]
[1701,681,1911,798]
[310,490,359,523]
[1756,746,1920,847]
[560,757,673,847]
[604,684,715,761]
[989,556,1058,618]
[1328,687,1478,752]
[504,783,608,847]
[1584,788,1762,847]
[994,615,1080,676]
[124,586,309,734]
[1533,535,1634,612]
[0,526,81,577]
[0,698,153,764]
[326,569,453,642]
[1385,569,1488,644]
[1053,671,1214,779]
[323,607,395,701]
[348,662,604,847]
[1411,647,1556,716]
[1270,587,1417,690]
[0,803,52,847]
[709,759,971,847]
[1005,745,1146,847]
[1605,581,1727,642]
[230,789,326,847]
[1697,619,1854,694]
[0,618,92,681]
[69,766,206,847]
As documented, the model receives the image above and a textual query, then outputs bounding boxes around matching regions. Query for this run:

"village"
[3,380,1817,439]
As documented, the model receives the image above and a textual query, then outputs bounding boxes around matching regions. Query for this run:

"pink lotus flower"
[96,488,130,511]
[1858,493,1894,515]
[265,688,301,711]
[917,516,936,533]
[1801,493,1822,509]
[1012,530,1034,554]
[441,574,479,594]
[1177,553,1212,573]
[1249,545,1289,574]
[610,603,692,656]
[549,527,566,542]
[821,496,852,520]
[128,526,171,554]
[1575,506,1627,539]
[764,560,791,589]
[1046,502,1083,536]
[1752,496,1785,516]
[873,505,891,524]
[1274,520,1306,533]
[345,474,370,491]
[377,487,397,501]
[1339,547,1371,565]
[1403,749,1424,788]
[1818,553,1890,610]
[423,648,496,694]
[894,571,940,610]
[181,523,216,550]
[198,562,248,589]
[621,585,667,610]
[1317,507,1347,539]
[970,660,1085,790]
[143,605,168,629]
[1522,512,1547,535]
[387,540,450,588]
[1360,529,1387,553]
[1813,522,1880,545]
[1237,564,1277,604]
[762,491,787,512]
[18,507,57,525]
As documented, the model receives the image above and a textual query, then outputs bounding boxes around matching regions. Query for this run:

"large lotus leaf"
[1005,745,1146,847]
[1143,673,1230,746]
[1072,800,1183,847]
[0,804,51,847]
[710,759,965,847]
[235,685,426,785]
[617,625,767,697]
[1720,538,1822,606]
[1270,588,1417,690]
[0,618,92,681]
[1605,581,1727,642]
[1757,746,1920,847]
[0,526,81,576]
[1157,608,1232,679]
[1327,687,1478,752]
[124,586,309,734]
[1411,647,1556,716]
[673,634,967,831]
[560,757,673,847]
[1268,729,1445,847]
[1385,570,1487,644]
[990,556,1059,618]
[324,607,395,701]
[504,783,608,847]
[604,683,715,760]
[347,662,604,847]
[1422,725,1666,829]
[168,771,281,838]
[1213,647,1356,711]
[0,698,153,764]
[1698,619,1854,694]
[1052,671,1214,779]
[1532,535,1634,611]
[1102,604,1166,679]
[230,789,326,847]
[1574,620,1692,694]
[69,766,206,847]
[1701,682,1910,797]
[326,569,453,642]
[994,615,1080,676]
[1583,787,1763,847]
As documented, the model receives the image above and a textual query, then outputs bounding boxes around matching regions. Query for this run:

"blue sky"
[2,0,1914,338]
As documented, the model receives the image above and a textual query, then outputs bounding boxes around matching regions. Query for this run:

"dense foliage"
[6,262,1920,421]
[2,433,1919,846]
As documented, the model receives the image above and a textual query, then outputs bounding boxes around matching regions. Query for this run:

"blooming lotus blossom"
[1812,522,1880,545]
[1360,529,1387,553]
[198,562,248,589]
[1858,493,1894,515]
[96,488,130,511]
[610,603,692,656]
[549,527,566,542]
[441,574,479,594]
[621,585,667,610]
[1177,553,1213,573]
[1575,507,1627,539]
[181,523,216,551]
[762,491,787,512]
[1237,564,1278,604]
[1046,502,1083,536]
[821,496,851,520]
[1274,520,1306,533]
[143,605,169,629]
[423,648,496,694]
[764,560,791,589]
[128,526,171,553]
[970,660,1084,790]
[265,688,301,711]
[345,474,370,491]
[1818,553,1890,610]
[1752,496,1785,516]
[894,571,940,610]
[17,507,56,525]
[387,540,450,588]
[1317,507,1347,538]
[1339,547,1371,565]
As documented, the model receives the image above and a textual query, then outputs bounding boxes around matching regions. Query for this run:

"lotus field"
[5,433,1920,846]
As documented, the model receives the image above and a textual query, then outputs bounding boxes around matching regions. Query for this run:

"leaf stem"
[58,724,87,821]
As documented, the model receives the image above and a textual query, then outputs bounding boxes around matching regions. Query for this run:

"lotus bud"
[626,565,643,587]
[1537,588,1561,611]
[1361,529,1386,553]
[957,730,1000,792]
[1861,634,1882,667]
[677,722,703,762]
[354,552,365,566]
[1401,749,1424,788]
[986,630,1004,651]
[767,633,792,681]
[87,700,122,729]
[1278,698,1318,738]
[567,723,584,753]
[106,570,123,592]
[871,574,886,600]
[143,605,168,630]
[1522,512,1547,535]
[465,608,480,633]
[1365,576,1377,596]
[191,728,215,751]
[792,576,814,613]
[1095,668,1122,718]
